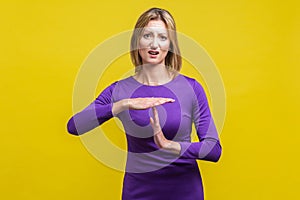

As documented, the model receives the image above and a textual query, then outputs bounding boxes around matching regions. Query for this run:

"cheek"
[139,38,149,49]
[138,49,145,58]
[160,41,170,51]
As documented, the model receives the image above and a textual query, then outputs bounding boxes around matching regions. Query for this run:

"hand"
[150,106,181,155]
[128,97,175,110]
[112,97,174,116]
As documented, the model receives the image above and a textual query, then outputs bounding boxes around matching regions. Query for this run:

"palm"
[149,106,170,148]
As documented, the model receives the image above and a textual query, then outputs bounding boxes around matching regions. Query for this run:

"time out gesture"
[112,97,181,155]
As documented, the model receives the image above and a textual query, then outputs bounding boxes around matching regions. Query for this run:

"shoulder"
[101,80,119,93]
[100,76,140,101]
[178,74,207,102]
[103,76,133,90]
[179,74,204,90]
[115,76,132,85]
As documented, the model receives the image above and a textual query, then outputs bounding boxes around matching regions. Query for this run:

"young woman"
[67,7,222,200]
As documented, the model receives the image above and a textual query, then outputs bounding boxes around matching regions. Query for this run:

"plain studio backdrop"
[1,0,299,199]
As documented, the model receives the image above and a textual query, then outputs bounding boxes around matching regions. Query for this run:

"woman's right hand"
[112,97,175,116]
[128,97,175,110]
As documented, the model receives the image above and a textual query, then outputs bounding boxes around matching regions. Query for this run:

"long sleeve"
[179,80,222,162]
[67,82,118,135]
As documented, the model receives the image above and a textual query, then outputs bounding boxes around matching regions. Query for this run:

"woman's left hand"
[150,106,181,155]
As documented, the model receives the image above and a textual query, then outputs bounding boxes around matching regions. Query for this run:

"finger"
[152,99,166,107]
[147,97,173,101]
[142,98,175,108]
[158,99,166,105]
[161,97,175,101]
[157,98,175,105]
[151,107,160,126]
[143,99,157,108]
[163,98,175,102]
[152,100,160,106]
[152,106,159,121]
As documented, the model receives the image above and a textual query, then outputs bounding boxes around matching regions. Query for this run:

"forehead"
[143,20,168,33]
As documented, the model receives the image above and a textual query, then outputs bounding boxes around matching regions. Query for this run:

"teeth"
[149,51,159,55]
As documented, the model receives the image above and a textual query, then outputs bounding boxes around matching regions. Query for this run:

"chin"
[144,61,164,65]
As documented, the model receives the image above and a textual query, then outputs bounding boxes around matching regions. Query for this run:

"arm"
[178,80,222,162]
[67,82,118,135]
[67,81,175,135]
[151,80,222,162]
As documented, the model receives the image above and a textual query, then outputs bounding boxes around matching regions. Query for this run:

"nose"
[150,37,159,49]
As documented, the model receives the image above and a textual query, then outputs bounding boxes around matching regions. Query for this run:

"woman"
[67,7,222,200]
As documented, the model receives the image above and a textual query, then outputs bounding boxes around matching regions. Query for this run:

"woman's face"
[138,20,170,66]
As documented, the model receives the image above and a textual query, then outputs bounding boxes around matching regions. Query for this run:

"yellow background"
[1,0,299,199]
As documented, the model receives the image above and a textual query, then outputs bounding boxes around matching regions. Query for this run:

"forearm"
[153,130,181,155]
[157,137,221,162]
[67,81,118,135]
[179,138,222,162]
[67,103,113,135]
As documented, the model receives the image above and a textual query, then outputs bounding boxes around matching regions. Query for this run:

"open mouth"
[148,50,159,55]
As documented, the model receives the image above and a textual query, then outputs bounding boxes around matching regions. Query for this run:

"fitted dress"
[67,74,222,200]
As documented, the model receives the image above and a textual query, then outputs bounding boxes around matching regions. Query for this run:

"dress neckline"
[130,73,181,87]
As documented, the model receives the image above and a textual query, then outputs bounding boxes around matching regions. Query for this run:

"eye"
[143,33,151,39]
[160,35,168,41]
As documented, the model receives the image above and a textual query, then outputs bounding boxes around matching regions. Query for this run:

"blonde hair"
[130,8,182,72]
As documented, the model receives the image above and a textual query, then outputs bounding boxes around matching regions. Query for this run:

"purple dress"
[67,74,222,200]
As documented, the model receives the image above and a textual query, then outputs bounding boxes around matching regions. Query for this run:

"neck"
[135,64,175,86]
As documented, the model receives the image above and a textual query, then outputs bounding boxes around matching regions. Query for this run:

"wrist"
[112,99,130,116]
[164,141,181,155]
[124,98,131,110]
